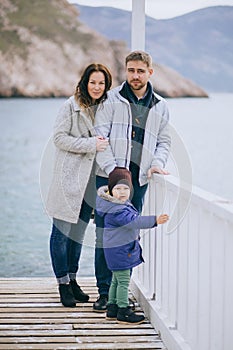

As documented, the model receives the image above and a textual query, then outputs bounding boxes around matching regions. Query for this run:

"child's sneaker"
[117,306,145,324]
[106,303,118,320]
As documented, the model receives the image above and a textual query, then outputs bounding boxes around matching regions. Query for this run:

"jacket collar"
[70,95,80,112]
[116,81,161,106]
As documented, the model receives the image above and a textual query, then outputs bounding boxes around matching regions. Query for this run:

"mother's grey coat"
[46,96,97,223]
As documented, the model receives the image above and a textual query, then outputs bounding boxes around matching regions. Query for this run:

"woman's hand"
[96,136,109,152]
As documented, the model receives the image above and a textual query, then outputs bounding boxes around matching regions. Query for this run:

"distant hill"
[0,0,126,97]
[0,0,207,97]
[76,4,233,92]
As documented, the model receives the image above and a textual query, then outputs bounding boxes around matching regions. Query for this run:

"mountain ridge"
[0,0,208,97]
[76,4,233,92]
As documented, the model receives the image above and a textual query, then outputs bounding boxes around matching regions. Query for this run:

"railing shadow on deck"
[130,174,233,350]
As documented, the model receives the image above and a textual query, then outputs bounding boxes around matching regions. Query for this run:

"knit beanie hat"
[108,167,132,195]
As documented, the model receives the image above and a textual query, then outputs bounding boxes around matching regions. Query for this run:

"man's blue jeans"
[95,176,112,295]
[94,174,148,295]
[50,197,93,284]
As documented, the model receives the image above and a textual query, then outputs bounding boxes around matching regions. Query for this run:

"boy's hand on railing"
[157,214,169,225]
[147,166,169,179]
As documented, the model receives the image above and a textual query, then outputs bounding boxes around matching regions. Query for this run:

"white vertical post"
[131,0,145,51]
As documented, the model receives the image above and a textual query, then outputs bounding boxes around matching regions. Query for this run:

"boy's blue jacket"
[96,186,157,271]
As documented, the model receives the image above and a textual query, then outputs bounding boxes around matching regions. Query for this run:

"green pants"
[108,269,131,308]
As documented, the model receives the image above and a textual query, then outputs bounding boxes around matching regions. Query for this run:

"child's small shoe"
[117,306,145,324]
[106,303,118,320]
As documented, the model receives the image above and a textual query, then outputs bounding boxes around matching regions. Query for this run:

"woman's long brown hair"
[74,63,112,109]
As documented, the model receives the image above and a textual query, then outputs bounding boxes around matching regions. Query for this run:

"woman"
[46,63,112,307]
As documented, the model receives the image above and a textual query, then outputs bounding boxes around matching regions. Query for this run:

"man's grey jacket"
[95,82,171,186]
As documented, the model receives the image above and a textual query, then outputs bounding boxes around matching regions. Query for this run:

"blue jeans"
[129,162,148,214]
[94,174,148,295]
[50,196,93,284]
[95,176,112,295]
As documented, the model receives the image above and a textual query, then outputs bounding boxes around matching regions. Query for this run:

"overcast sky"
[70,0,232,19]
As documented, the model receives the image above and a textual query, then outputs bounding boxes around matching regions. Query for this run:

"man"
[93,50,171,311]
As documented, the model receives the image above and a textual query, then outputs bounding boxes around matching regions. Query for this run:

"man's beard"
[128,80,146,91]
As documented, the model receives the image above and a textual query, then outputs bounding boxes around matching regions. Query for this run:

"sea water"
[0,93,232,277]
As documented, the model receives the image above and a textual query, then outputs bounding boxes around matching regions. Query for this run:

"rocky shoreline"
[0,0,208,98]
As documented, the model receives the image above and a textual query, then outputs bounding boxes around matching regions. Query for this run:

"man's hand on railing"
[147,166,170,179]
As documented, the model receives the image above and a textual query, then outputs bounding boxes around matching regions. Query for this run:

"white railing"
[131,174,233,350]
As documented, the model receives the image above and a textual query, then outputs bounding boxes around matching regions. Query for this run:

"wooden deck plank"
[0,324,73,330]
[0,329,157,336]
[0,312,106,318]
[0,323,153,330]
[0,296,96,301]
[0,343,165,349]
[0,335,161,343]
[0,318,152,324]
[0,305,98,310]
[0,278,165,350]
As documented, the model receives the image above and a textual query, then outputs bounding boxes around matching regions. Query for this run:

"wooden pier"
[0,278,165,349]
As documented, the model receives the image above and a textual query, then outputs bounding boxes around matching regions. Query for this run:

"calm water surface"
[0,94,232,277]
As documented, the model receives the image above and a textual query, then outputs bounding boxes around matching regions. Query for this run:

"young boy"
[96,167,169,324]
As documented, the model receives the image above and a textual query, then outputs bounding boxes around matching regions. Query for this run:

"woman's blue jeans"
[94,174,148,295]
[50,198,93,284]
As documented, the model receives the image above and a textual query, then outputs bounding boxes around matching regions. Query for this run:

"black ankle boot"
[70,280,89,302]
[93,294,108,312]
[117,306,145,324]
[58,283,76,307]
[106,303,118,320]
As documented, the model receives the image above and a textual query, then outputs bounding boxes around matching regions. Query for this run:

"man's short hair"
[125,51,153,68]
